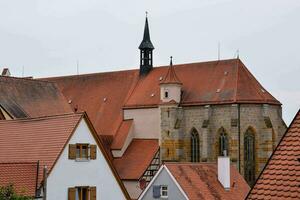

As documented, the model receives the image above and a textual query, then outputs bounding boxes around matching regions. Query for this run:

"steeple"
[160,57,182,104]
[139,12,154,76]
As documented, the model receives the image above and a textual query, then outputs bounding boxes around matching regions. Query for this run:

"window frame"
[76,143,90,160]
[75,186,89,200]
[160,185,168,198]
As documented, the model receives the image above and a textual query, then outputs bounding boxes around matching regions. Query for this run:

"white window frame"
[160,185,168,198]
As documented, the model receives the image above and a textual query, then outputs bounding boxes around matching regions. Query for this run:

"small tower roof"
[139,15,154,50]
[161,57,182,85]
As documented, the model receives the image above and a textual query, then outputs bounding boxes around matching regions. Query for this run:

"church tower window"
[244,128,255,186]
[191,128,200,162]
[219,128,228,156]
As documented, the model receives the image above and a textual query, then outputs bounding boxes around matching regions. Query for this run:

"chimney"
[218,155,230,190]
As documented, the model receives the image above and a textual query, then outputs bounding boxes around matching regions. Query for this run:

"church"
[0,16,286,199]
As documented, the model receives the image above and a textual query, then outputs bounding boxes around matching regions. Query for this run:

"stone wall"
[160,103,286,181]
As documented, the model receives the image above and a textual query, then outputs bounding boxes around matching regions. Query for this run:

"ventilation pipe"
[218,154,230,190]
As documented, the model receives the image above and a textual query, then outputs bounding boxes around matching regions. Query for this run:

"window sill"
[75,158,90,162]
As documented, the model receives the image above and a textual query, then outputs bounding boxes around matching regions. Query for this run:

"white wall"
[47,119,127,200]
[123,108,160,139]
[160,84,181,103]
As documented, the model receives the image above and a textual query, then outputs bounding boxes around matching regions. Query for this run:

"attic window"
[68,143,97,160]
[261,89,265,93]
[103,97,107,102]
[159,76,163,81]
[160,185,168,198]
[216,89,221,93]
[151,93,155,97]
[224,71,228,75]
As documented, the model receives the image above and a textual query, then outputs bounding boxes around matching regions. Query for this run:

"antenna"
[76,60,79,75]
[218,41,221,60]
[146,11,148,17]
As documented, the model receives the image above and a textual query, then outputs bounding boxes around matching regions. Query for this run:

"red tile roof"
[0,162,38,197]
[42,70,139,136]
[160,62,182,85]
[113,139,159,180]
[166,163,250,200]
[111,119,133,150]
[43,59,279,139]
[0,76,73,118]
[247,109,300,200]
[125,59,280,108]
[0,113,82,183]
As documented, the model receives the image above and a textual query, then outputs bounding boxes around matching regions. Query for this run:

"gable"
[47,118,128,200]
[139,166,187,200]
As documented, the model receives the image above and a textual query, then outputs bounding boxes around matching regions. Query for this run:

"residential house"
[139,157,249,200]
[0,112,130,200]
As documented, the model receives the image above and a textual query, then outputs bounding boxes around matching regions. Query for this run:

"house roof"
[0,112,131,199]
[165,163,250,200]
[0,162,38,197]
[113,139,159,180]
[247,109,300,200]
[0,113,82,177]
[0,76,73,118]
[111,119,133,150]
[43,59,279,138]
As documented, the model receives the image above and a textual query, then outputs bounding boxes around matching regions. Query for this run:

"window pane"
[76,145,80,158]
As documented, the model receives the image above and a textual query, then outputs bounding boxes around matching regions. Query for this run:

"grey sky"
[0,0,299,124]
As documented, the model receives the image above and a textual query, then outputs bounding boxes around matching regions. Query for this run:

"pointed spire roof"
[139,14,154,50]
[161,56,182,85]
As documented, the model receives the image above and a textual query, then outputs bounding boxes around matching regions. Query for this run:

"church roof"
[139,17,154,50]
[43,59,280,138]
[246,109,300,200]
[0,76,73,118]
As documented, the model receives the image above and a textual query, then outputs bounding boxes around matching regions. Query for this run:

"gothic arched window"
[191,128,200,162]
[219,128,229,156]
[244,128,256,186]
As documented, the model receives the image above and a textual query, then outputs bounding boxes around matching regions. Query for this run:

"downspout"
[35,160,40,198]
[43,166,47,200]
[238,104,241,173]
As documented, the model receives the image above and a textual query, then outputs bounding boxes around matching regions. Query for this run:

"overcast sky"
[0,0,299,124]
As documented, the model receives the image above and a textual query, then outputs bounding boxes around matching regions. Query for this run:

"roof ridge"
[0,112,81,123]
[0,75,54,84]
[40,58,240,80]
[0,161,38,164]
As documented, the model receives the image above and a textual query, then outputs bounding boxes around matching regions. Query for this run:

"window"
[76,144,89,159]
[219,128,229,156]
[68,187,96,200]
[69,144,97,160]
[76,187,88,200]
[164,90,169,98]
[191,128,200,162]
[160,185,168,198]
[244,128,255,186]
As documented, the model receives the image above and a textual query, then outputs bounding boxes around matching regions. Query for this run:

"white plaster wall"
[123,181,142,200]
[47,119,127,200]
[112,124,134,157]
[160,84,181,103]
[124,108,160,139]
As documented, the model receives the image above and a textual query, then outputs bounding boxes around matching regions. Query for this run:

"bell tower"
[139,13,154,76]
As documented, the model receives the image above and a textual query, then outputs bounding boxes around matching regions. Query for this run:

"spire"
[161,56,182,85]
[139,13,154,50]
